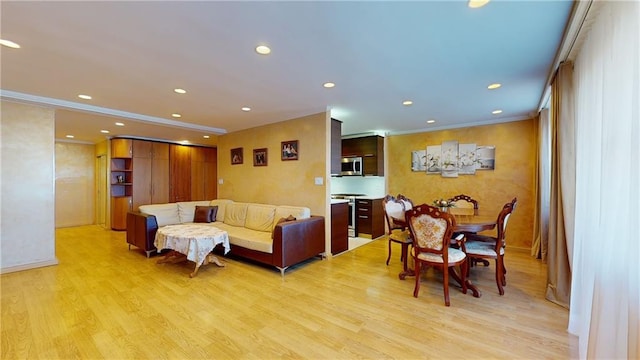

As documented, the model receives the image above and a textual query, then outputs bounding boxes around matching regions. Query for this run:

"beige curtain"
[531,109,550,261]
[544,62,574,308]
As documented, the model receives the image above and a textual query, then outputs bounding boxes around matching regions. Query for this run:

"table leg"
[157,250,187,264]
[190,253,225,278]
[449,261,482,298]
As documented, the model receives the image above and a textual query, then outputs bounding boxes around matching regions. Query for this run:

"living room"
[1,1,638,359]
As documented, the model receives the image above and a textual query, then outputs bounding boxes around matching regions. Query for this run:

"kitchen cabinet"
[132,140,169,211]
[342,135,384,176]
[356,198,385,239]
[331,118,342,176]
[331,201,349,255]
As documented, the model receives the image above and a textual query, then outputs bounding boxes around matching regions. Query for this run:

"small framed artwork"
[231,147,243,165]
[253,148,268,166]
[281,140,298,161]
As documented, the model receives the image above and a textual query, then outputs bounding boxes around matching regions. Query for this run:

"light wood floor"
[2,225,578,359]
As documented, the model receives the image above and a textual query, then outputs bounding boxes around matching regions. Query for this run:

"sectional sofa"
[126,199,325,275]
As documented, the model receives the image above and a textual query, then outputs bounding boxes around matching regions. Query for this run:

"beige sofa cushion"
[224,202,248,227]
[245,204,276,232]
[213,223,273,253]
[273,206,311,230]
[139,203,180,227]
[210,199,233,222]
[177,201,211,223]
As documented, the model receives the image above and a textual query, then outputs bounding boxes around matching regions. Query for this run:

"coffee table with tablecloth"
[154,224,230,277]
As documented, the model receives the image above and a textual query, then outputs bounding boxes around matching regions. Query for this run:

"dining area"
[382,193,517,306]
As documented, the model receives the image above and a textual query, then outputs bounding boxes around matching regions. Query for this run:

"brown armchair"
[465,198,517,295]
[406,204,467,306]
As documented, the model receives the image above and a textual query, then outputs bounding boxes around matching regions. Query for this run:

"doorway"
[96,154,107,228]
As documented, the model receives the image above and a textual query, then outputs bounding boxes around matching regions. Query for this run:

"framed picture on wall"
[281,140,299,161]
[231,147,243,165]
[253,148,268,166]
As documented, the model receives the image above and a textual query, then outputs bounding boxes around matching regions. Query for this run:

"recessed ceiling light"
[487,83,502,90]
[0,39,20,49]
[241,107,251,112]
[78,94,92,100]
[115,122,125,126]
[402,100,413,106]
[203,135,210,139]
[171,113,181,118]
[323,82,335,88]
[181,140,190,144]
[66,135,74,138]
[174,88,186,94]
[255,45,271,55]
[427,119,436,124]
[100,130,110,134]
[468,0,490,8]
[492,109,503,114]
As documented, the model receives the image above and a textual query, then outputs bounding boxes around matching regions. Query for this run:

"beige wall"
[1,101,58,272]
[386,119,536,250]
[217,112,328,217]
[55,142,96,227]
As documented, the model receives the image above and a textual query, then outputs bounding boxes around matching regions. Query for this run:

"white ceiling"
[1,1,574,146]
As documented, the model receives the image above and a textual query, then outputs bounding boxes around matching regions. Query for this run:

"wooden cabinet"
[169,144,192,202]
[342,135,384,176]
[110,139,133,230]
[331,201,349,255]
[331,119,342,176]
[111,138,132,158]
[191,146,217,201]
[132,140,169,211]
[356,198,385,239]
[111,196,132,230]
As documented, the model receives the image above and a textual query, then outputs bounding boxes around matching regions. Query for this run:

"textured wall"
[1,101,57,271]
[387,119,536,250]
[55,142,95,227]
[217,112,328,217]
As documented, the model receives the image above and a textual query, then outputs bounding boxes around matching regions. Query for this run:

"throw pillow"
[209,206,219,222]
[194,206,214,223]
[272,215,297,238]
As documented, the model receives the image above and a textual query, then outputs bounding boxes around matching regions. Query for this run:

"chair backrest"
[382,195,407,231]
[495,197,517,248]
[448,194,479,215]
[406,204,455,258]
[397,194,414,211]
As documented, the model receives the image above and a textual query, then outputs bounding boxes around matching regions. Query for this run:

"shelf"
[111,183,133,186]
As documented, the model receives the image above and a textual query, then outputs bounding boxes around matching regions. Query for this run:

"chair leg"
[413,261,421,298]
[443,265,450,306]
[386,240,392,265]
[495,257,505,295]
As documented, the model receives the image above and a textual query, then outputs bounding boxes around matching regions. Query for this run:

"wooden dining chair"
[447,194,479,215]
[382,195,412,267]
[406,204,467,306]
[464,197,517,295]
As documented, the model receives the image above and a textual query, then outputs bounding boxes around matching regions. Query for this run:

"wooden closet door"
[203,147,218,200]
[169,144,191,202]
[190,147,206,201]
[151,142,169,204]
[132,140,152,211]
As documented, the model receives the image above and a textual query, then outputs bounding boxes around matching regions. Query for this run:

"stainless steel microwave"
[341,156,363,176]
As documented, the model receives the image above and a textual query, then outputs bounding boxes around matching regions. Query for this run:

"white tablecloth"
[154,224,230,267]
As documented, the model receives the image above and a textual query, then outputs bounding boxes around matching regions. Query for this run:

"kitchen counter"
[331,199,349,204]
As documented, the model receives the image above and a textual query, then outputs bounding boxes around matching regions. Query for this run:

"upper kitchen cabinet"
[331,119,342,176]
[342,135,384,176]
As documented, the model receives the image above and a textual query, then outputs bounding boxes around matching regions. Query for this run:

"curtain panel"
[568,2,640,359]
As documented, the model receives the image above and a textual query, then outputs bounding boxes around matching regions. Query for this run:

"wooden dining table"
[398,212,497,299]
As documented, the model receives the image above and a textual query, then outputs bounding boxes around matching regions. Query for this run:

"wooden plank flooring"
[1,225,578,359]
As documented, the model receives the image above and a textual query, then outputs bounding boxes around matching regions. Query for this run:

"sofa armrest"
[126,211,159,257]
[272,215,325,268]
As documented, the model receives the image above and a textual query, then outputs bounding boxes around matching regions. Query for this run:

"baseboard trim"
[1,258,59,274]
